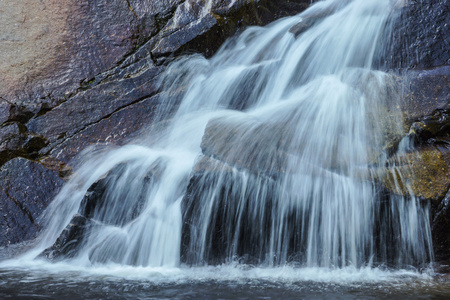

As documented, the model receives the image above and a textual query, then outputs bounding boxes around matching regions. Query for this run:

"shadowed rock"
[41,161,162,261]
[40,214,91,260]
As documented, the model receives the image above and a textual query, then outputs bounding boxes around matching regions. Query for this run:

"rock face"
[0,158,64,247]
[0,0,311,247]
[386,0,450,262]
[385,0,449,70]
[1,0,312,169]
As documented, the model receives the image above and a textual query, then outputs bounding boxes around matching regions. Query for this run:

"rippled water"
[1,262,449,299]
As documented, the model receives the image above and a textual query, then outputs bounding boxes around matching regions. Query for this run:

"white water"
[1,0,434,281]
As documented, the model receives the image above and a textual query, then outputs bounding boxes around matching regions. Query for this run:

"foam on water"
[0,258,433,286]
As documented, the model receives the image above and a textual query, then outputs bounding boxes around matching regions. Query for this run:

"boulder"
[40,214,91,260]
[42,160,161,261]
[201,114,290,179]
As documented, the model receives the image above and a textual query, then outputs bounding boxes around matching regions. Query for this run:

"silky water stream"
[1,0,449,298]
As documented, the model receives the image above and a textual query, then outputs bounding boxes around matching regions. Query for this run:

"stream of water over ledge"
[1,0,448,298]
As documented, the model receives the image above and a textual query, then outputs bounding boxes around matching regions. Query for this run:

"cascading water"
[5,0,434,275]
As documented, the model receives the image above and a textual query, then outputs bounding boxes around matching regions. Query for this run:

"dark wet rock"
[0,102,11,125]
[27,66,162,146]
[289,0,345,38]
[41,214,91,260]
[401,66,450,126]
[152,0,310,59]
[42,161,162,260]
[0,123,27,164]
[181,155,279,265]
[0,122,48,166]
[410,109,450,145]
[39,94,163,165]
[385,0,449,69]
[78,162,155,225]
[152,12,219,58]
[0,158,64,247]
[433,190,450,261]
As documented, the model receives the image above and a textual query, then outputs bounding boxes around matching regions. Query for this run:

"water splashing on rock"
[17,0,434,272]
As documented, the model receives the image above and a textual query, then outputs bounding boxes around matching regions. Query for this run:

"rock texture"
[386,0,449,70]
[0,158,64,247]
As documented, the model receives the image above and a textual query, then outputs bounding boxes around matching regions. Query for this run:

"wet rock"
[182,155,279,265]
[39,94,163,165]
[27,66,162,146]
[0,123,27,164]
[1,0,312,171]
[385,0,449,69]
[42,161,161,260]
[40,214,91,260]
[0,102,12,125]
[377,146,450,202]
[152,0,310,59]
[401,66,450,126]
[76,163,151,226]
[201,115,290,178]
[152,12,219,58]
[1,0,313,253]
[289,0,345,38]
[0,122,48,166]
[0,0,180,110]
[433,190,450,261]
[0,158,64,247]
[410,109,450,145]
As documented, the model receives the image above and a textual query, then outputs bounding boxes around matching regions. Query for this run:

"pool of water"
[1,262,450,299]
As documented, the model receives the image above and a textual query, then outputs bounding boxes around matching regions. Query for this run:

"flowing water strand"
[10,0,432,272]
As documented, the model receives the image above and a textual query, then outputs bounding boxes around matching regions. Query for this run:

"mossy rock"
[378,146,450,202]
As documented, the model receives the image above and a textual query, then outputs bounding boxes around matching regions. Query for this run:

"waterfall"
[22,0,433,271]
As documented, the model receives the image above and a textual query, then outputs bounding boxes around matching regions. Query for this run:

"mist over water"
[0,0,437,289]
